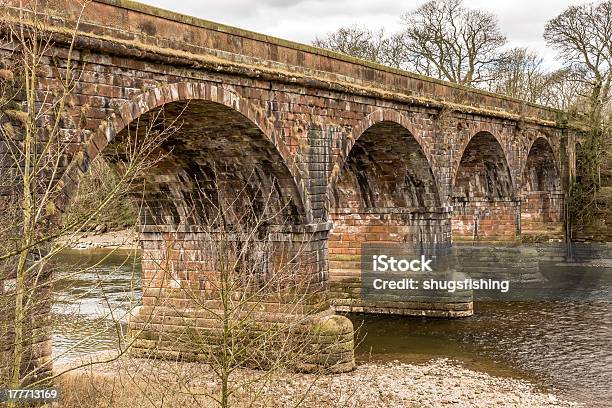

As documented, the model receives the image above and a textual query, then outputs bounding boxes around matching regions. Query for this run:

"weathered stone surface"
[0,0,581,382]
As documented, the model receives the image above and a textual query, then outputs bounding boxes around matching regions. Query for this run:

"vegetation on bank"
[65,158,138,233]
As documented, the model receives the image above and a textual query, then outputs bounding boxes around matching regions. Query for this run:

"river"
[51,249,611,406]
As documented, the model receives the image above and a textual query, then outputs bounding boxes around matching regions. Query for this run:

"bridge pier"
[329,208,473,317]
[451,198,520,242]
[520,191,564,240]
[326,120,473,316]
[129,225,354,373]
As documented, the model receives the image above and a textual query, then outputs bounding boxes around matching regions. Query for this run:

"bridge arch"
[521,136,561,193]
[50,80,355,366]
[452,128,515,192]
[451,131,517,242]
[326,109,440,213]
[453,131,514,200]
[520,135,564,239]
[327,110,449,313]
[57,82,311,223]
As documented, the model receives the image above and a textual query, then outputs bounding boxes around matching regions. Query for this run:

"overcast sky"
[139,0,590,68]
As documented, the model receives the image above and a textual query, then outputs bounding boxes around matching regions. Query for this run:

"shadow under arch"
[55,82,311,224]
[326,109,441,214]
[111,99,307,229]
[331,121,441,211]
[520,136,564,240]
[522,136,561,193]
[451,131,516,242]
[452,131,515,198]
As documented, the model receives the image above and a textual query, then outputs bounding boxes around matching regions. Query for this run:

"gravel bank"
[55,356,581,408]
[57,228,137,250]
[269,359,582,407]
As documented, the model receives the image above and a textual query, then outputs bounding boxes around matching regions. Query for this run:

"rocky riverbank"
[57,228,138,250]
[54,357,582,408]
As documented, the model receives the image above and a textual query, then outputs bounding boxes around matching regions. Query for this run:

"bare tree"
[379,31,410,70]
[488,47,546,103]
[400,0,506,85]
[1,3,352,407]
[49,168,354,408]
[313,26,413,70]
[544,0,612,123]
[544,0,612,233]
[64,156,138,233]
[313,26,388,64]
[0,0,174,395]
[538,68,591,112]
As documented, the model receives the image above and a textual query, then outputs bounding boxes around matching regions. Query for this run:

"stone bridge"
[1,0,581,379]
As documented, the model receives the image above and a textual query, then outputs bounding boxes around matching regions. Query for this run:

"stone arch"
[519,135,564,239]
[453,131,514,200]
[327,111,451,314]
[56,82,310,223]
[50,83,354,371]
[452,126,514,193]
[451,131,517,242]
[522,136,561,193]
[327,109,440,213]
[332,123,440,211]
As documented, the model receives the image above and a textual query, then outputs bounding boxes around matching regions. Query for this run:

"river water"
[51,249,611,405]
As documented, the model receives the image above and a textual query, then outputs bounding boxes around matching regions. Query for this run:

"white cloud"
[137,0,591,69]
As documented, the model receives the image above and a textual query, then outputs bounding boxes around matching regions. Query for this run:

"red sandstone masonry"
[28,0,568,122]
[0,0,583,381]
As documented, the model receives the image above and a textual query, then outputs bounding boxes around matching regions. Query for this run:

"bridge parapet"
[3,0,570,125]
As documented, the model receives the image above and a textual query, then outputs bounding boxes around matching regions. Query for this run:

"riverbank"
[57,229,138,250]
[53,356,581,407]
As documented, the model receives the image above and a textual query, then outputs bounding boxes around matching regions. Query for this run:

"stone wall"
[132,227,355,372]
[452,199,519,242]
[521,192,564,240]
